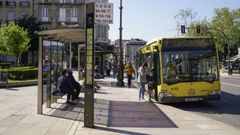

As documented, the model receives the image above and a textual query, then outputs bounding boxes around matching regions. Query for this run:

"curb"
[0,81,37,88]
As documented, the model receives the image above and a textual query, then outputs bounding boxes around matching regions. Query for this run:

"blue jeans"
[139,83,145,99]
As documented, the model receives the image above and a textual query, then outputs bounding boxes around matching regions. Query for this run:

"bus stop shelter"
[37,28,85,114]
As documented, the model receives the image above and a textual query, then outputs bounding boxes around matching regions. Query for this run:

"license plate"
[185,98,203,102]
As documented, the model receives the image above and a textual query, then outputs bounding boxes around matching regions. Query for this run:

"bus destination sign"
[95,3,113,24]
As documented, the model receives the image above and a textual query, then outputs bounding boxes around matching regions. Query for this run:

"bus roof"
[139,36,214,52]
[146,36,213,45]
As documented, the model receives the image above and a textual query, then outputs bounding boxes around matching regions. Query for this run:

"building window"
[20,0,28,2]
[7,12,16,20]
[42,8,48,17]
[59,8,66,22]
[70,8,77,18]
[71,0,77,3]
[59,0,66,3]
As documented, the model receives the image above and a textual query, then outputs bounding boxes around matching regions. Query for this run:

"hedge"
[0,67,38,80]
[0,63,11,69]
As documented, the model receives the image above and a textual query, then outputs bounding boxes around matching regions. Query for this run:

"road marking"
[222,82,240,88]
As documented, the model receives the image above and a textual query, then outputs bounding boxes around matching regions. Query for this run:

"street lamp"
[116,0,124,87]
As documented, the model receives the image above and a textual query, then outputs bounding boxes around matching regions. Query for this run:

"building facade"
[0,0,34,25]
[34,0,86,30]
[123,38,146,65]
[0,0,34,64]
[0,0,111,67]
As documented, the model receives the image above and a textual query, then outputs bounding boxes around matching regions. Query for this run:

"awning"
[38,28,85,43]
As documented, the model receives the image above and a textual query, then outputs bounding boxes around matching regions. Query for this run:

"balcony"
[39,17,51,23]
[58,17,78,24]
[95,37,110,44]
[20,1,30,7]
[56,0,85,4]
[58,17,67,22]
[6,1,16,7]
[69,0,85,4]
[0,1,3,7]
[70,17,78,22]
[38,0,52,4]
[56,0,67,4]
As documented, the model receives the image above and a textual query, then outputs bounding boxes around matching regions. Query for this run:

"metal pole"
[70,42,72,69]
[37,36,43,114]
[116,0,124,87]
[228,42,230,75]
[78,44,81,80]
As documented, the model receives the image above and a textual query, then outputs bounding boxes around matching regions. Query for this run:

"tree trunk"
[17,55,21,67]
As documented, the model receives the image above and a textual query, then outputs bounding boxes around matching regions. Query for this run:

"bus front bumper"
[158,94,221,103]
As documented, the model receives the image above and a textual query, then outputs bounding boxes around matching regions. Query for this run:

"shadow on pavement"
[6,88,20,91]
[107,101,177,128]
[95,126,149,135]
[169,91,240,127]
[170,91,240,115]
[44,98,177,128]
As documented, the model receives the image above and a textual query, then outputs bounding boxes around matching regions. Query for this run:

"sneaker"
[142,98,145,100]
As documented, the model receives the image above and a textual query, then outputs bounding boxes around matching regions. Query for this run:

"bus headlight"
[209,91,221,95]
[160,90,173,97]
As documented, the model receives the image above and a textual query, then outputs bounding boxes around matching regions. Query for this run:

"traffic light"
[181,25,185,34]
[197,25,201,33]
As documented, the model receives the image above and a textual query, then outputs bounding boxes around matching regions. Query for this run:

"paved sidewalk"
[220,71,240,78]
[0,76,240,135]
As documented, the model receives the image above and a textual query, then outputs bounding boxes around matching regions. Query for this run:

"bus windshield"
[162,49,218,84]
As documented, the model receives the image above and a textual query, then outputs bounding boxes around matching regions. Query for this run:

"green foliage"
[174,8,210,36]
[211,7,240,55]
[16,16,41,52]
[0,67,38,80]
[0,22,30,65]
[0,23,8,53]
[0,63,11,69]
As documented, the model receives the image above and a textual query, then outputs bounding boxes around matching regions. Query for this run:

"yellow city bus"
[135,37,221,103]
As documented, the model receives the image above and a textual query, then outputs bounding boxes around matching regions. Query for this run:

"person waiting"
[57,69,76,104]
[125,61,135,88]
[68,69,81,99]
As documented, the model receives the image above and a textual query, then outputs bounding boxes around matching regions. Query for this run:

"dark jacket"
[57,75,74,93]
[68,74,81,88]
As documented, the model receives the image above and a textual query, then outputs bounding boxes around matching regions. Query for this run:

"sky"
[108,0,240,42]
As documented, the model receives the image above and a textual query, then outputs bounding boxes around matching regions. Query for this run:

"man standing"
[125,61,135,88]
[57,69,76,104]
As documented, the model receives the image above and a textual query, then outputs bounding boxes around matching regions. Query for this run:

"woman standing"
[137,63,148,101]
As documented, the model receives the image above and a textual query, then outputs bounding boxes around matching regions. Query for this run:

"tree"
[211,7,240,58]
[174,8,210,36]
[174,8,197,35]
[0,23,8,54]
[16,16,41,65]
[1,22,30,66]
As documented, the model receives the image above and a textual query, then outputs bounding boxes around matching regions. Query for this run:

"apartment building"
[34,0,86,30]
[0,0,34,25]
